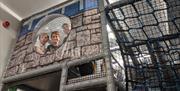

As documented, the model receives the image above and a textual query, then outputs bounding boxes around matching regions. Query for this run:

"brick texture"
[71,14,83,28]
[40,54,55,65]
[91,33,102,44]
[82,44,101,56]
[77,30,91,47]
[5,8,103,77]
[25,32,33,45]
[5,66,19,77]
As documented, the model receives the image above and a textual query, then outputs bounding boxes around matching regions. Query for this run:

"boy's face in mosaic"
[51,33,60,46]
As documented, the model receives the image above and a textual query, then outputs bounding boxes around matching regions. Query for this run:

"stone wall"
[5,8,103,77]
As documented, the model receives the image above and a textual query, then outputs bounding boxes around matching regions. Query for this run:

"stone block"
[75,25,91,32]
[71,14,83,28]
[12,49,21,57]
[55,55,64,62]
[26,43,34,54]
[95,28,101,33]
[99,44,102,53]
[82,25,88,30]
[39,54,55,65]
[91,33,102,44]
[91,28,102,34]
[18,34,26,42]
[92,13,100,20]
[13,50,26,66]
[77,30,91,47]
[68,29,76,41]
[56,46,81,60]
[91,29,96,34]
[25,52,40,62]
[84,9,98,16]
[7,58,17,69]
[91,23,101,29]
[20,45,28,51]
[25,62,33,69]
[76,26,83,32]
[55,45,67,61]
[25,59,39,69]
[71,47,81,59]
[82,44,100,56]
[5,66,19,77]
[83,16,92,25]
[18,63,27,73]
[10,48,26,66]
[66,41,76,50]
[15,39,26,50]
[87,23,101,30]
[87,24,92,29]
[63,50,71,59]
[25,32,33,45]
[92,19,100,23]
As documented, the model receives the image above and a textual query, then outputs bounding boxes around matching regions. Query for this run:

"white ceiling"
[0,0,68,21]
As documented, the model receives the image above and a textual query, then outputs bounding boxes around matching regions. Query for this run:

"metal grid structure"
[105,0,180,91]
[67,59,107,84]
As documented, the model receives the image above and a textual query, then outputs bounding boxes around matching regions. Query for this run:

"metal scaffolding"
[105,0,180,91]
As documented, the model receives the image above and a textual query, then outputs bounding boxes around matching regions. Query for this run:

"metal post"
[2,54,103,84]
[59,62,68,91]
[99,0,116,91]
[2,63,64,83]
[0,83,3,91]
[65,77,107,91]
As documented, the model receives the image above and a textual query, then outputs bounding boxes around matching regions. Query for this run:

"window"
[64,2,80,16]
[84,0,98,10]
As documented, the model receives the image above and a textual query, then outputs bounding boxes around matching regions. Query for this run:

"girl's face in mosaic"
[63,24,70,34]
[40,34,49,45]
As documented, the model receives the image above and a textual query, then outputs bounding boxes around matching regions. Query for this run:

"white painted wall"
[0,25,17,77]
[0,6,20,90]
[0,0,68,20]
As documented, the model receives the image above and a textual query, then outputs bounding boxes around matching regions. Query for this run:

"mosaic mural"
[5,0,103,77]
